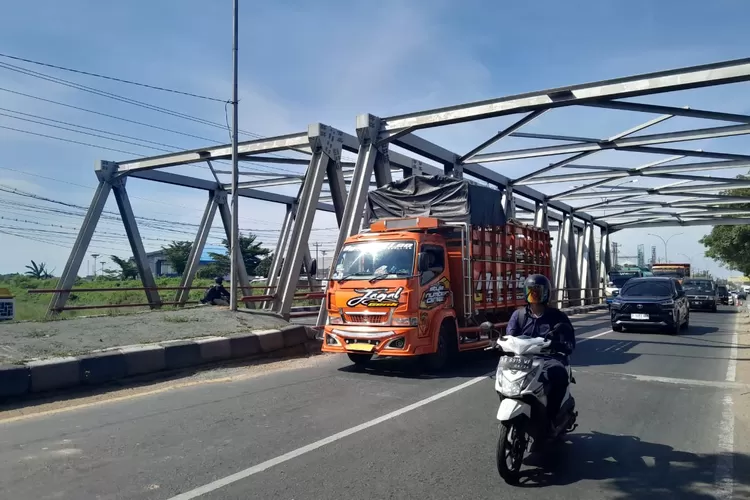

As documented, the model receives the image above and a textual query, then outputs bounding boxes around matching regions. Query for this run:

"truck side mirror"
[417,252,429,272]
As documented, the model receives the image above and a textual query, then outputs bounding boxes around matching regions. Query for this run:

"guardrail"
[28,284,324,313]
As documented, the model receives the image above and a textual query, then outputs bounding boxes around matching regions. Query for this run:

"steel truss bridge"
[48,57,750,320]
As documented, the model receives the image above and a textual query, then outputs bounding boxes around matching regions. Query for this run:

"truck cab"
[323,219,457,367]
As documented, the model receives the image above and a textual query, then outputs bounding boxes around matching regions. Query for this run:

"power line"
[0,52,226,102]
[0,108,300,175]
[0,110,174,153]
[0,107,181,150]
[0,87,357,164]
[0,60,263,138]
[0,124,142,156]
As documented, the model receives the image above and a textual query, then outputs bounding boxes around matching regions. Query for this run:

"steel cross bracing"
[52,58,750,318]
[325,57,750,310]
[50,123,439,318]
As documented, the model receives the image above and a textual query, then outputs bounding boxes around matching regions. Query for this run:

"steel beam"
[467,123,750,164]
[512,113,673,184]
[583,101,750,124]
[117,132,310,172]
[263,203,295,309]
[379,58,750,133]
[48,161,117,315]
[111,176,162,308]
[458,109,546,163]
[598,229,612,287]
[176,191,220,305]
[553,215,574,306]
[275,125,344,318]
[611,217,750,230]
[316,116,384,327]
[217,196,251,300]
[129,169,337,212]
[387,125,598,226]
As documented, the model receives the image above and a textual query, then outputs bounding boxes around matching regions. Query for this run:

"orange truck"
[321,175,552,370]
[651,263,691,283]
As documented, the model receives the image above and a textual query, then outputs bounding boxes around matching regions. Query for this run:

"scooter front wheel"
[496,420,526,484]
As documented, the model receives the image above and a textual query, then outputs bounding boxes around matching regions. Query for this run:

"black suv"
[610,277,689,335]
[683,279,718,312]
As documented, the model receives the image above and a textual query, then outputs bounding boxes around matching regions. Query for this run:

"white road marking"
[715,310,740,499]
[166,374,490,500]
[577,329,612,343]
[572,370,748,390]
[167,325,617,499]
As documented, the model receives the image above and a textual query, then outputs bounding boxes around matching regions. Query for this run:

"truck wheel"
[424,322,457,372]
[612,323,623,332]
[347,353,373,366]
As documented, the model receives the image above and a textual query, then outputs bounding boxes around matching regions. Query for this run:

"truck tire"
[424,321,458,372]
[347,353,373,366]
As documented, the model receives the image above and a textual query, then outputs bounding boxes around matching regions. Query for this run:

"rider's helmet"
[524,274,551,305]
[215,277,224,285]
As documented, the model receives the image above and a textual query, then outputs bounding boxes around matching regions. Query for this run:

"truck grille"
[344,312,389,324]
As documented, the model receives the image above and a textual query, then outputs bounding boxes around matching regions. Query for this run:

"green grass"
[0,275,320,322]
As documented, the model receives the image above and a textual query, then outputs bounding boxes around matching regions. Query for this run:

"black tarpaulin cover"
[367,175,506,226]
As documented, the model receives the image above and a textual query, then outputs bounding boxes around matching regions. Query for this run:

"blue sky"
[1,0,749,278]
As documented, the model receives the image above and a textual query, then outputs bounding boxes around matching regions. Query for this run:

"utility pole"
[611,242,620,269]
[321,250,328,277]
[229,0,240,312]
[314,242,321,263]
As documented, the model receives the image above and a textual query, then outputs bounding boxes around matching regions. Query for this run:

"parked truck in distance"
[651,263,691,284]
[321,175,552,370]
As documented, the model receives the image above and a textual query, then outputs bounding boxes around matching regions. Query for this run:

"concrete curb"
[0,324,320,402]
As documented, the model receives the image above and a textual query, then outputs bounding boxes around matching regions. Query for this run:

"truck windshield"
[333,241,416,281]
[652,270,685,279]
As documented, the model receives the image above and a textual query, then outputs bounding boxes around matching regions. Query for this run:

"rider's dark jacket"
[506,306,576,359]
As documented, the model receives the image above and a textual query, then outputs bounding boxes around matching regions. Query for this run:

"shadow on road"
[516,431,749,499]
[338,349,499,380]
[337,320,614,379]
[571,335,750,368]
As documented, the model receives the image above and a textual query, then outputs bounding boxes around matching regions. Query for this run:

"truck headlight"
[328,315,343,325]
[392,317,419,326]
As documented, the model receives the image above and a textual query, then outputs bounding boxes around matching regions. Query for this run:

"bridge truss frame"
[53,57,750,319]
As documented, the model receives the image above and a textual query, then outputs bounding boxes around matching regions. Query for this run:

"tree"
[25,260,53,279]
[110,255,138,280]
[255,253,274,278]
[162,240,192,275]
[700,176,750,275]
[209,232,270,275]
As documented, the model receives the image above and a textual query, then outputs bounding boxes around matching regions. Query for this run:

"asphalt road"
[1,308,747,499]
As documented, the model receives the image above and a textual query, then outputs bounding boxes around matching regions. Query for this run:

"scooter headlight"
[500,378,525,396]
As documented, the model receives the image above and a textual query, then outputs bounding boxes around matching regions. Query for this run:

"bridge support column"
[317,115,392,327]
[176,190,221,305]
[275,124,346,320]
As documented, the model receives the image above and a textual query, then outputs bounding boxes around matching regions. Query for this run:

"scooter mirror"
[479,321,493,333]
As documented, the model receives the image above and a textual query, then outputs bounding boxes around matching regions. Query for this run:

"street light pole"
[648,232,683,263]
[229,0,240,312]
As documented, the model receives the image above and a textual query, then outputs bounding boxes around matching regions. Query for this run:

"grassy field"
[0,275,318,322]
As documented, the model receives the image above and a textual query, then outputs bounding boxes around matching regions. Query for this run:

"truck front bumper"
[322,326,426,356]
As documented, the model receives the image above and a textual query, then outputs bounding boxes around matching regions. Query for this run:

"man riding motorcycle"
[505,274,576,432]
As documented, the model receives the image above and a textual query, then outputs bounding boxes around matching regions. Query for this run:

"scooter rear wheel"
[496,421,526,485]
